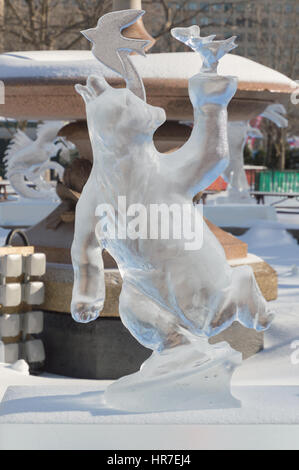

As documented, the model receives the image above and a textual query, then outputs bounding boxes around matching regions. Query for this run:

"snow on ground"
[1,383,299,425]
[233,219,299,386]
[277,211,299,227]
[0,363,104,402]
[264,196,299,208]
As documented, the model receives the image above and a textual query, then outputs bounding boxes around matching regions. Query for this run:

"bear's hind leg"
[119,281,190,353]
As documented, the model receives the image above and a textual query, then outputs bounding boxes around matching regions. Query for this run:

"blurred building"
[184,0,298,79]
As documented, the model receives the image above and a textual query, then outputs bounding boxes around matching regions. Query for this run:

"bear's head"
[77,76,166,155]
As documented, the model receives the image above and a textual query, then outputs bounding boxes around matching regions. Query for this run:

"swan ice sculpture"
[4,122,74,200]
[71,12,274,412]
[222,104,288,204]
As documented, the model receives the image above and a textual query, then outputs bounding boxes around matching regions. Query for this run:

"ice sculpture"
[4,122,74,200]
[222,122,264,203]
[81,9,149,101]
[221,105,288,204]
[171,25,237,73]
[261,104,289,128]
[71,12,274,412]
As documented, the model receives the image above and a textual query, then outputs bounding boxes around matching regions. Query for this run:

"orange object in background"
[207,170,257,192]
[207,176,227,191]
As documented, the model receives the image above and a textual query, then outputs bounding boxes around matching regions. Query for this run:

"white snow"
[0,197,59,227]
[0,51,297,91]
[1,383,299,425]
[233,220,299,386]
[9,360,29,375]
[203,203,277,227]
[0,364,102,402]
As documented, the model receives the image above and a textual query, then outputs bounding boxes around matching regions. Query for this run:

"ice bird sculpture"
[81,9,149,101]
[4,122,74,200]
[171,25,237,73]
[72,10,274,412]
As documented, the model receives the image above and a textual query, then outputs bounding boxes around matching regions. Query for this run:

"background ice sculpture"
[261,103,289,128]
[5,121,74,200]
[223,122,264,203]
[221,104,288,204]
[71,10,274,412]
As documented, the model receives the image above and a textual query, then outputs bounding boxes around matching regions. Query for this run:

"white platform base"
[0,197,59,227]
[2,423,299,450]
[1,383,299,425]
[1,384,299,450]
[203,204,277,228]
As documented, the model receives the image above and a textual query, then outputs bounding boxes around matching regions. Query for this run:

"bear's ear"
[87,75,111,96]
[75,84,92,104]
[75,75,111,104]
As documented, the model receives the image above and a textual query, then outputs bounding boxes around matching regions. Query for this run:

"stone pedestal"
[42,312,151,380]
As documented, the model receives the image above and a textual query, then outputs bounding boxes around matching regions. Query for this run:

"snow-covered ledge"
[0,51,297,121]
[204,204,277,228]
[0,197,59,227]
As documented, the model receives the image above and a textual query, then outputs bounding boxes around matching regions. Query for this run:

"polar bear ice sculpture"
[71,10,274,412]
[5,122,74,200]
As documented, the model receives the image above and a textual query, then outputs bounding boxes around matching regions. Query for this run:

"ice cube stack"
[0,252,46,371]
